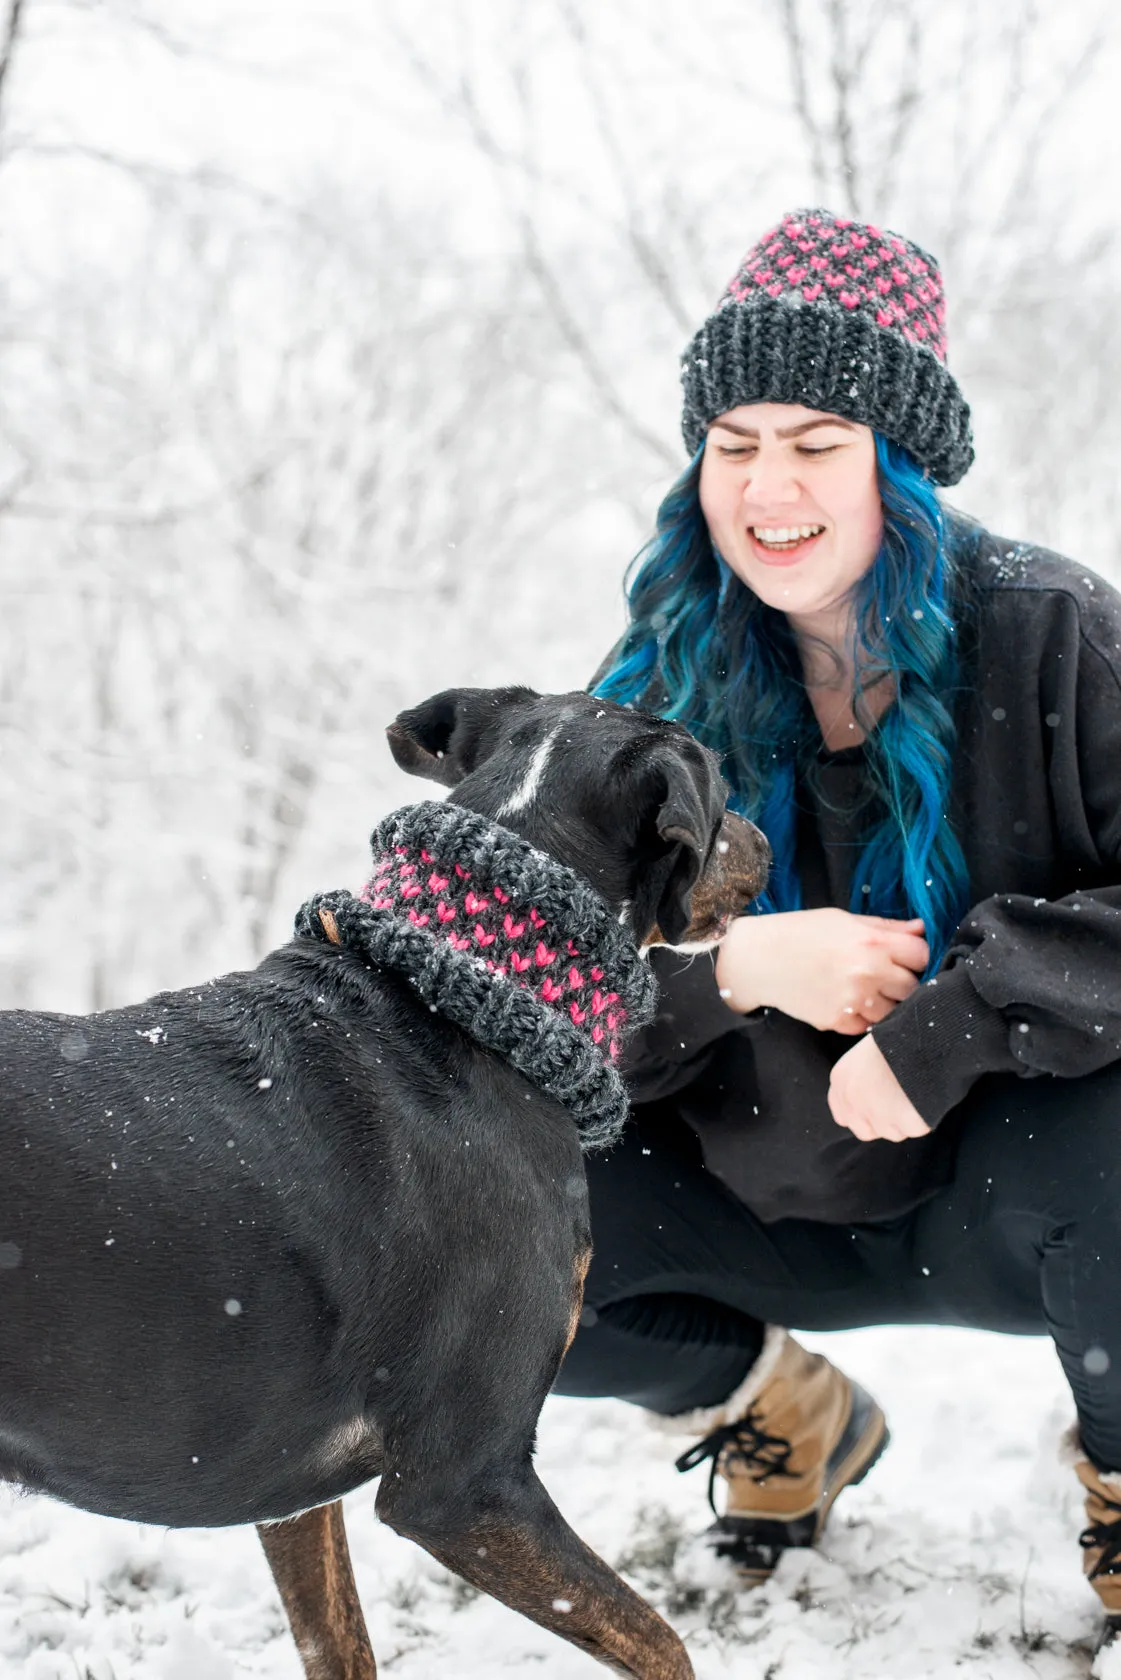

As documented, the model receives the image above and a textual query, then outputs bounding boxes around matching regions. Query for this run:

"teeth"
[752,524,823,544]
[753,525,824,543]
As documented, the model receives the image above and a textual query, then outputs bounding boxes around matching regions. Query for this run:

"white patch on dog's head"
[495,725,560,820]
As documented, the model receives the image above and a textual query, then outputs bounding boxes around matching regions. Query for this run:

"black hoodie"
[606,521,1121,1223]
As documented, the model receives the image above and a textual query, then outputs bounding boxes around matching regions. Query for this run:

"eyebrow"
[708,417,859,439]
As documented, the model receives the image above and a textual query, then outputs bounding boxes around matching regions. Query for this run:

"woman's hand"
[828,1033,931,1142]
[714,907,929,1034]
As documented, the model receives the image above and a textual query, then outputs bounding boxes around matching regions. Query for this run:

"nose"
[717,810,771,905]
[740,452,802,508]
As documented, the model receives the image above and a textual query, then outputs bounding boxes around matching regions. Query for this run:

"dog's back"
[0,942,588,1528]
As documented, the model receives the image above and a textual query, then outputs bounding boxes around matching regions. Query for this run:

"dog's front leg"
[377,1461,693,1679]
[258,1500,377,1680]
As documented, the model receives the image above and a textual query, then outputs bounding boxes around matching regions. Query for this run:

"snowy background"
[2,1,1121,1674]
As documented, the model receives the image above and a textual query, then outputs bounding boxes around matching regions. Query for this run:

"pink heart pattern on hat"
[723,209,947,359]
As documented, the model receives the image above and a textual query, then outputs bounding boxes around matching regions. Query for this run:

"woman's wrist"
[714,915,771,1014]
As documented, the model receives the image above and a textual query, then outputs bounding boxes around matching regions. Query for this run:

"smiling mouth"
[749,524,825,556]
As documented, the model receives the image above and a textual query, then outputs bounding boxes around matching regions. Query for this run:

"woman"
[557,207,1121,1647]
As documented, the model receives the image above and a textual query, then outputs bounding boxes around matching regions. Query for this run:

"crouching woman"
[557,206,1121,1650]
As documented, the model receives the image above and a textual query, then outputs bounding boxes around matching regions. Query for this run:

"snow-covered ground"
[1,1324,1109,1679]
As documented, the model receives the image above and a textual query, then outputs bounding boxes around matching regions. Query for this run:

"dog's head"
[386,686,770,948]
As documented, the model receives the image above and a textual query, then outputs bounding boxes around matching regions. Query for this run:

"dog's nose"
[715,810,771,906]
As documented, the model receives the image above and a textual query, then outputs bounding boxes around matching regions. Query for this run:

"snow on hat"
[680,207,974,485]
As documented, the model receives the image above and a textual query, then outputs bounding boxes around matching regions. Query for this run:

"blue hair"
[593,434,971,973]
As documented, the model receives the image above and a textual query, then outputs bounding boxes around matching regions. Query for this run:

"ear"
[386,687,538,788]
[387,690,469,786]
[630,749,717,944]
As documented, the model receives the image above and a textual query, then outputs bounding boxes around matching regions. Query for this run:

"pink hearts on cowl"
[447,932,471,951]
[503,913,525,939]
[408,909,430,927]
[569,1002,586,1026]
[455,863,471,879]
[589,967,604,983]
[436,902,457,923]
[591,990,606,1015]
[528,907,546,929]
[401,882,422,899]
[492,885,509,904]
[474,924,496,946]
[802,284,823,301]
[839,291,861,309]
[568,967,584,990]
[510,952,532,973]
[464,891,489,915]
[419,849,433,864]
[592,1025,605,1045]
[535,942,556,967]
[541,978,564,1003]
[428,872,449,893]
[398,862,417,878]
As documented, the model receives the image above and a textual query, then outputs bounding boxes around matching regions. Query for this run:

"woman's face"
[698,403,883,638]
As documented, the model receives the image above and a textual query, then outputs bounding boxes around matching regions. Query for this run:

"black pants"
[555,1062,1121,1471]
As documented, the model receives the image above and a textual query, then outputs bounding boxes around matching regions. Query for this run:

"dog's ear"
[387,687,537,788]
[630,747,720,944]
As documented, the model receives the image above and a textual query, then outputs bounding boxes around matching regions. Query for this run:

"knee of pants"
[554,1295,759,1414]
[954,1061,1121,1230]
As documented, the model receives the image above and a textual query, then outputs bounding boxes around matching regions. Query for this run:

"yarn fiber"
[681,207,973,485]
[295,801,657,1150]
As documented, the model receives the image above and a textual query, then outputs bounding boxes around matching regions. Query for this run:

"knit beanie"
[680,207,973,486]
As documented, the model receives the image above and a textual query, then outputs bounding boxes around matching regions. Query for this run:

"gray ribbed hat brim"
[680,294,974,486]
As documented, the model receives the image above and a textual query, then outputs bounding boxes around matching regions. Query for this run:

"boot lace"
[1081,1490,1121,1580]
[675,1406,796,1518]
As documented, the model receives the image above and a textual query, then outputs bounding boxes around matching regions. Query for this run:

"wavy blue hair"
[593,434,970,972]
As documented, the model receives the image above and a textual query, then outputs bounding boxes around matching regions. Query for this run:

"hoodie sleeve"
[873,606,1121,1126]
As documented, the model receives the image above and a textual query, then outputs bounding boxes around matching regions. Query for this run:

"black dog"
[0,687,768,1680]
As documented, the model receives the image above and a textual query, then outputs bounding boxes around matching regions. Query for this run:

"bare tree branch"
[0,0,26,140]
[824,0,861,213]
[553,0,695,334]
[778,0,830,198]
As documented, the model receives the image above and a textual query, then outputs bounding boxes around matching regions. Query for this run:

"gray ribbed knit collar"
[295,800,656,1149]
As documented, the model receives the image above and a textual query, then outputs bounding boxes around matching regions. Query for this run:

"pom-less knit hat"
[680,207,973,486]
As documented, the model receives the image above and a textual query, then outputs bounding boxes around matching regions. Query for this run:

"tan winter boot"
[1064,1429,1121,1652]
[662,1327,889,1582]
